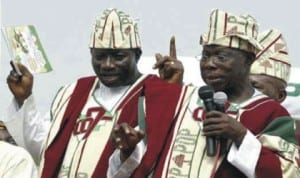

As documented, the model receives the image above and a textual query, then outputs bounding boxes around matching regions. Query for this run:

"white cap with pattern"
[200,9,262,54]
[251,29,291,83]
[89,8,141,49]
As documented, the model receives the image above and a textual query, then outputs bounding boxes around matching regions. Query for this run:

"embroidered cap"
[200,9,262,54]
[251,29,291,83]
[89,8,141,49]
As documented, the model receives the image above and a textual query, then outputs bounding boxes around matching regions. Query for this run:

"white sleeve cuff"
[3,95,36,147]
[107,140,146,178]
[227,130,261,178]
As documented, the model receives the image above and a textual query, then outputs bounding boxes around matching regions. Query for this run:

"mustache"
[99,72,120,76]
[201,72,223,79]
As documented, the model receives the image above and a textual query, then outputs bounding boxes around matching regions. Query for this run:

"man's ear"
[246,52,256,66]
[90,48,94,55]
[277,89,287,103]
[135,48,142,61]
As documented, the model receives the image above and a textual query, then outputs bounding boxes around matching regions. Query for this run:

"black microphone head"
[198,85,214,100]
[213,91,227,104]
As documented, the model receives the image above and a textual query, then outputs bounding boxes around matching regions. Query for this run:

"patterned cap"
[89,8,141,49]
[200,9,262,54]
[251,29,291,83]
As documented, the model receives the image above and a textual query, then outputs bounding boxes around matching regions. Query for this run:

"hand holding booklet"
[2,25,52,74]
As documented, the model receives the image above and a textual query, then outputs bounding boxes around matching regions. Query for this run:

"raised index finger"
[169,36,177,59]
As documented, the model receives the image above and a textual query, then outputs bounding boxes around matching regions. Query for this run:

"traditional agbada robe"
[0,141,38,178]
[38,74,188,177]
[109,9,300,177]
[149,87,300,178]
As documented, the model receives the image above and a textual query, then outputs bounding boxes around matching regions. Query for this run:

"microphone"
[198,86,216,157]
[213,91,228,154]
[213,91,227,113]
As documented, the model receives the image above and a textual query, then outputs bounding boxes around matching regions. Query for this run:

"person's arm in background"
[0,141,38,178]
[4,63,50,164]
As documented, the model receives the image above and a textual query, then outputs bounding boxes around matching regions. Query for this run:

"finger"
[203,123,224,132]
[118,142,124,149]
[153,53,167,69]
[203,130,222,137]
[113,124,121,133]
[203,118,222,126]
[7,70,21,82]
[17,63,32,76]
[119,123,133,135]
[111,133,121,146]
[115,137,122,144]
[169,36,177,59]
[113,125,127,139]
[205,111,223,118]
[137,130,145,139]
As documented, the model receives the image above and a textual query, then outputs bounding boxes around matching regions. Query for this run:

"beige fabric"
[0,141,38,178]
[0,121,6,130]
[251,29,291,83]
[200,9,262,54]
[89,8,141,49]
[161,86,226,178]
[258,134,300,178]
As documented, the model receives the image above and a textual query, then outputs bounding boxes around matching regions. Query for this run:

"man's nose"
[103,55,115,67]
[202,56,218,68]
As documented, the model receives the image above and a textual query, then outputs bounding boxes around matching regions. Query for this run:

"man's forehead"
[92,48,133,53]
[203,45,240,54]
[251,73,287,86]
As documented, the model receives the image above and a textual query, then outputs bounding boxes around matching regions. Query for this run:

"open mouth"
[100,73,120,81]
[101,75,118,80]
[100,72,120,77]
[204,75,224,84]
[205,75,222,80]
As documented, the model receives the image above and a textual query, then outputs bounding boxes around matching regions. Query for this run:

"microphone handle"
[215,103,225,113]
[206,136,216,156]
[215,103,228,154]
[204,100,216,157]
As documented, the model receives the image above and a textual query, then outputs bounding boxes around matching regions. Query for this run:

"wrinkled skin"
[200,45,256,146]
[200,45,254,146]
[200,45,254,100]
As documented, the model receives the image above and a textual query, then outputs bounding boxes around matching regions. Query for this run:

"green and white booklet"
[2,25,52,73]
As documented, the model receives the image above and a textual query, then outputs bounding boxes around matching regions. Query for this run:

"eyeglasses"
[195,55,202,61]
[195,54,230,63]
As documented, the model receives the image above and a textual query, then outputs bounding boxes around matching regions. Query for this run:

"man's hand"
[6,63,33,107]
[111,123,145,162]
[203,111,247,146]
[153,36,184,84]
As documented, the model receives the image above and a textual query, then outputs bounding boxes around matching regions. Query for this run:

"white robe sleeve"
[3,95,50,164]
[0,141,38,178]
[227,130,261,178]
[107,140,146,178]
